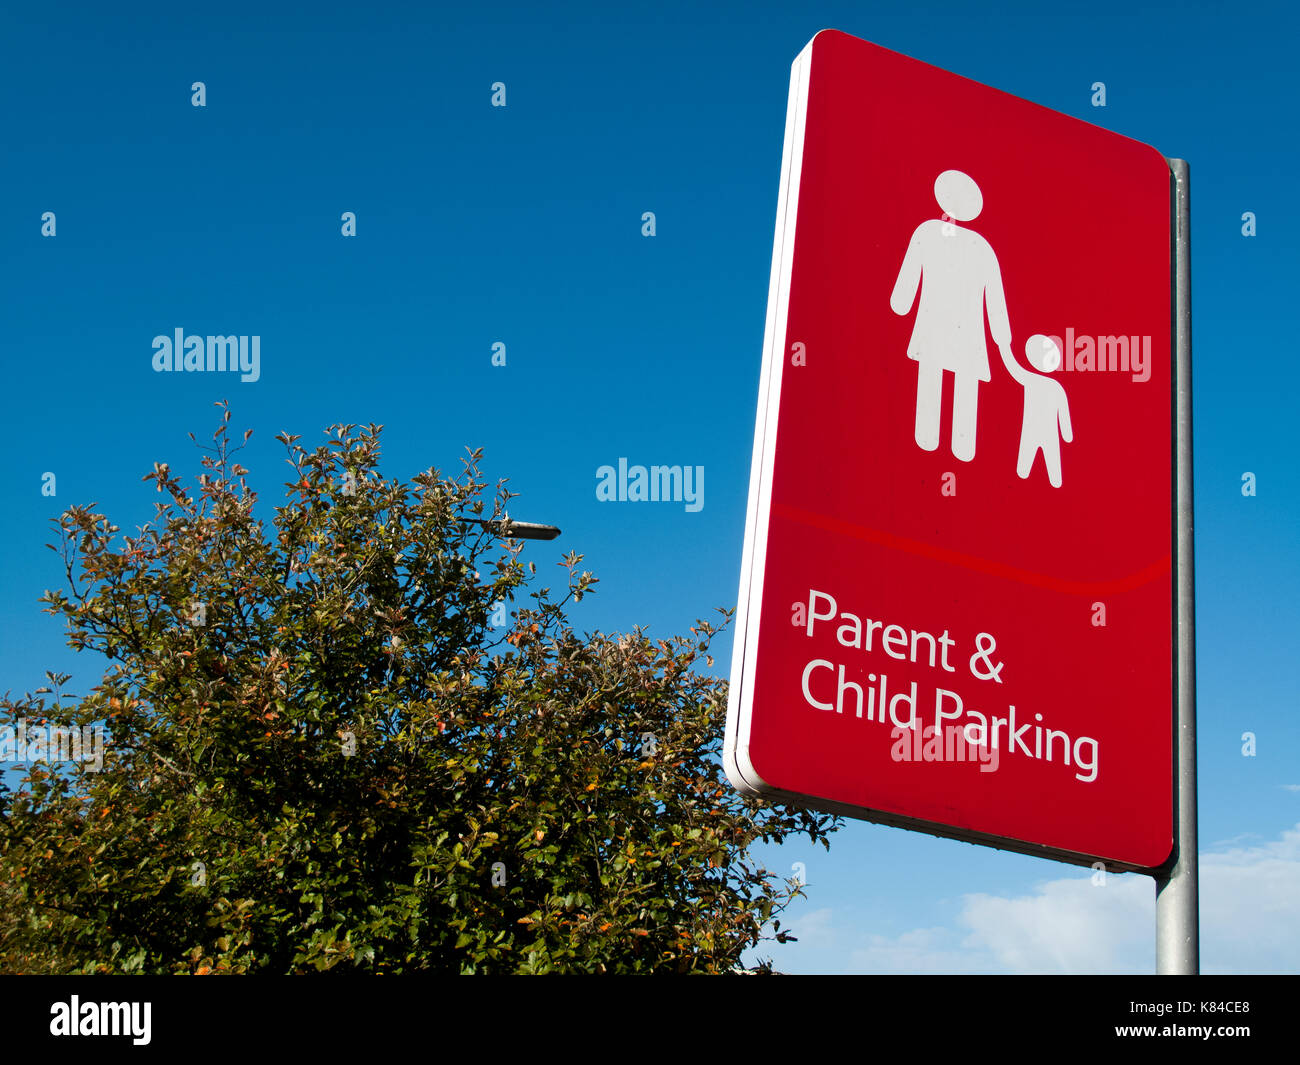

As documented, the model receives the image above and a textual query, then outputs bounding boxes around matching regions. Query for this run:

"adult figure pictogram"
[890,170,1011,462]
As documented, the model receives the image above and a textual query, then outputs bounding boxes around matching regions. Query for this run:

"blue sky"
[1,0,1296,973]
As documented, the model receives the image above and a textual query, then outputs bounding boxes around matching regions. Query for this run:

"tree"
[0,404,838,973]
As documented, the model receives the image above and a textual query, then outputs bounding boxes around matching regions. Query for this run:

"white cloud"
[1210,832,1264,847]
[1199,824,1300,973]
[847,925,994,975]
[754,912,995,975]
[959,872,1151,973]
[782,906,837,949]
[763,824,1300,974]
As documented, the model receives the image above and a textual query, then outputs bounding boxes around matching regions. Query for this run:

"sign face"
[725,30,1175,871]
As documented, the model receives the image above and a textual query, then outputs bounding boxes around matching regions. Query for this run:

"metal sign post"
[1156,158,1199,975]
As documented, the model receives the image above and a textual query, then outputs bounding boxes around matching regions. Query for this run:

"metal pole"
[1155,158,1198,975]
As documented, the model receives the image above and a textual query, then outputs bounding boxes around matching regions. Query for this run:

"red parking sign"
[726,30,1174,871]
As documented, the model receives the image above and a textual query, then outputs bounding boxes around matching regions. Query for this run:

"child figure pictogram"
[997,334,1073,488]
